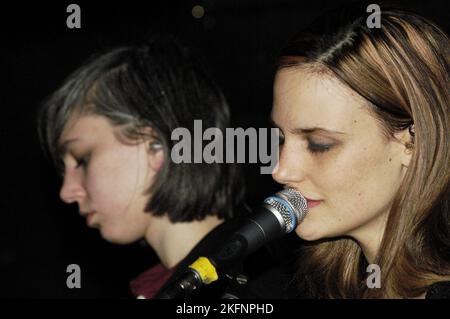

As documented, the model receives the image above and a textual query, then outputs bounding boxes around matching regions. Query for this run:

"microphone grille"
[264,188,308,234]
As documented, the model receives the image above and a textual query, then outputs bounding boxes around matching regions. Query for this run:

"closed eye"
[307,142,332,154]
[75,156,89,168]
[277,133,333,154]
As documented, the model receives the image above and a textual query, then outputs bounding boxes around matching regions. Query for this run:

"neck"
[348,210,389,264]
[144,214,223,269]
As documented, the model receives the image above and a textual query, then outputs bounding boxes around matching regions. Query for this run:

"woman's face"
[272,68,411,246]
[58,114,164,244]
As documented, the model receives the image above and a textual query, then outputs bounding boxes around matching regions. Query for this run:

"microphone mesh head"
[263,188,308,233]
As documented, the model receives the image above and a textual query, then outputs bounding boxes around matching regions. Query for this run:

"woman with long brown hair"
[270,4,449,298]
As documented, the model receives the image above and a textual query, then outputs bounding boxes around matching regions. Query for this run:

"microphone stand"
[154,256,219,299]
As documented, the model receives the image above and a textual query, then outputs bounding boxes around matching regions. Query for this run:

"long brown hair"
[278,5,450,298]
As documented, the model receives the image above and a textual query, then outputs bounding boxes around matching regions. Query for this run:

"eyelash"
[75,156,89,168]
[278,134,332,154]
[307,142,332,154]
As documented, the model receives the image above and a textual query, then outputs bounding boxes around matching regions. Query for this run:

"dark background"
[1,0,448,298]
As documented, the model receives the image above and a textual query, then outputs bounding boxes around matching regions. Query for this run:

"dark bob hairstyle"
[38,35,244,222]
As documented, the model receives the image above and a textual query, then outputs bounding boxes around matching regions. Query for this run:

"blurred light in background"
[192,5,205,19]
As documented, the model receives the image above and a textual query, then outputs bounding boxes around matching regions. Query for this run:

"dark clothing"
[130,219,450,299]
[155,219,246,299]
[236,262,450,299]
[130,218,285,299]
[425,281,450,299]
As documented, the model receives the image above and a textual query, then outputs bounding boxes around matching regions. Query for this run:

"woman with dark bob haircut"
[38,36,245,299]
[269,4,449,298]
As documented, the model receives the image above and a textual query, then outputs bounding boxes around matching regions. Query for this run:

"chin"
[99,228,139,245]
[295,221,322,241]
[296,230,322,242]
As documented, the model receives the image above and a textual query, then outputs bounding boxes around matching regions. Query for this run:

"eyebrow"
[291,127,346,135]
[57,138,79,156]
[269,118,345,135]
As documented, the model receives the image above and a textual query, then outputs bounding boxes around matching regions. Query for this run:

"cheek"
[85,151,144,215]
[318,142,402,219]
[85,162,151,243]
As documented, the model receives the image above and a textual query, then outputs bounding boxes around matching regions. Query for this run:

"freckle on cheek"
[389,158,392,162]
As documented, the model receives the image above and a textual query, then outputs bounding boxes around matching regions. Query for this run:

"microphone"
[154,187,308,299]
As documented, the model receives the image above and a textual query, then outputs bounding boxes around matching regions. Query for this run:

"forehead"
[273,68,369,131]
[60,115,113,140]
[58,114,116,154]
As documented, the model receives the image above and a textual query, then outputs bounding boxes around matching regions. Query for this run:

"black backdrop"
[1,0,448,298]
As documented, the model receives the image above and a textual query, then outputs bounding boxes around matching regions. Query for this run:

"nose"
[59,168,87,204]
[272,142,308,186]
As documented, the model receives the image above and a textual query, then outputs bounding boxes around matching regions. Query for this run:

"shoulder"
[426,281,450,299]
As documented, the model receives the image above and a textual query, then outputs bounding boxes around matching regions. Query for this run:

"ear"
[137,126,165,172]
[393,126,414,168]
[147,140,165,172]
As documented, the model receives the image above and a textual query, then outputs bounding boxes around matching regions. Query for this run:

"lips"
[302,196,322,209]
[80,211,93,217]
[306,199,322,209]
[80,212,95,226]
[86,213,95,226]
[283,187,323,209]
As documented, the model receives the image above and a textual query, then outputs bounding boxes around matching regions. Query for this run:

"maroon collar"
[130,263,174,299]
